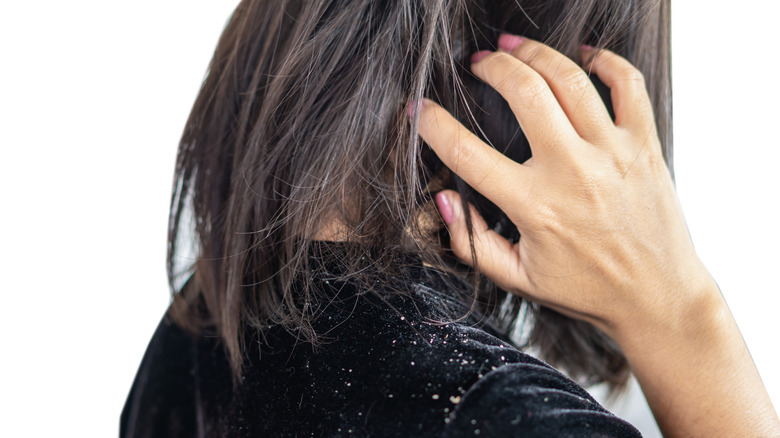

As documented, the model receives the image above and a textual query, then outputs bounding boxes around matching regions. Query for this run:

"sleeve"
[441,362,642,438]
[120,316,198,438]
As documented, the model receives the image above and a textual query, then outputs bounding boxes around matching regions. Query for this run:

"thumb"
[435,190,531,294]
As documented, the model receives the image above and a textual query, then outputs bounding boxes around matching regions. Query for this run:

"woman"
[122,0,779,436]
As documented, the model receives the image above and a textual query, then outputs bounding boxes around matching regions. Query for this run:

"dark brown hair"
[167,0,671,389]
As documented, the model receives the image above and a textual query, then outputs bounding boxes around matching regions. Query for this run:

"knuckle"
[520,76,550,103]
[645,146,667,174]
[620,65,646,87]
[481,52,514,79]
[532,202,566,236]
[417,103,439,133]
[486,53,544,96]
[516,42,544,61]
[559,68,591,94]
[450,230,473,262]
[447,131,478,166]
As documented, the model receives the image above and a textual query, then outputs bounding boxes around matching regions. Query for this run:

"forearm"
[616,281,779,437]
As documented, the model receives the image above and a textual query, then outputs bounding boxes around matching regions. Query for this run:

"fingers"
[496,35,616,143]
[582,46,656,135]
[417,99,531,213]
[435,190,532,294]
[469,51,581,156]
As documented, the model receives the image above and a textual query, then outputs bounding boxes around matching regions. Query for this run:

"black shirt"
[121,246,641,437]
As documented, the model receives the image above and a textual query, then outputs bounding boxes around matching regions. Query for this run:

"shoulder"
[442,361,641,437]
[371,288,639,437]
[121,315,220,438]
[239,275,640,437]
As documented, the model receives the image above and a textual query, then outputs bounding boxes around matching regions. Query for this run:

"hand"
[416,35,715,342]
[415,34,780,437]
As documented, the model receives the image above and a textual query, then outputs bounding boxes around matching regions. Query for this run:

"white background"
[0,1,777,436]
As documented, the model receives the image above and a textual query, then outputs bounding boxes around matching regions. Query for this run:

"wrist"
[610,272,725,353]
[606,276,780,436]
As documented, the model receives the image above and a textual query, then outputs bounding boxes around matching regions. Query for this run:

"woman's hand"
[415,34,780,436]
[417,35,712,342]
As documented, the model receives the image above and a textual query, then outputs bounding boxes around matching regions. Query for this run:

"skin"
[416,34,780,437]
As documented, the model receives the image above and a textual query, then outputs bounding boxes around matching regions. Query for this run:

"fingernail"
[470,50,491,64]
[497,33,525,52]
[581,44,594,50]
[435,192,455,225]
[406,99,423,118]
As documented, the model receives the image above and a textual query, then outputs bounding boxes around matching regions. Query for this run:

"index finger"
[416,98,532,212]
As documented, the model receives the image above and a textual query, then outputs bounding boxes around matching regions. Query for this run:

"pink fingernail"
[406,99,423,118]
[470,50,491,64]
[581,44,594,50]
[435,192,455,225]
[497,33,525,52]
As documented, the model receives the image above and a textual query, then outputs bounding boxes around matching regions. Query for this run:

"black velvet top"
[121,245,641,437]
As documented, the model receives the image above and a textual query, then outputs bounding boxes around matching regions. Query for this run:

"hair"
[167,0,671,390]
